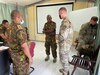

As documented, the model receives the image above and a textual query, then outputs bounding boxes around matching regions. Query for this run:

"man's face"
[15,14,23,24]
[3,22,9,28]
[90,20,97,26]
[59,10,66,19]
[47,17,52,22]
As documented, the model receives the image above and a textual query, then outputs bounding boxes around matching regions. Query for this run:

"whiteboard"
[69,6,98,32]
[36,3,73,34]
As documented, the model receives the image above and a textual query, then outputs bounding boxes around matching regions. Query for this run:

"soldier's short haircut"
[91,16,98,21]
[59,7,67,11]
[11,10,20,19]
[2,20,8,24]
[47,15,52,19]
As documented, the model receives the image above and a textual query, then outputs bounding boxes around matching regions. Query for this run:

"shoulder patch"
[17,25,23,30]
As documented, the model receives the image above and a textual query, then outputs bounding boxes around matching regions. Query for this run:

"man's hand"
[21,43,33,65]
[85,44,89,48]
[0,34,7,40]
[82,44,89,49]
[29,57,33,65]
[56,35,58,40]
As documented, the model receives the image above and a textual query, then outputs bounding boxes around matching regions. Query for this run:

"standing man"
[43,15,57,63]
[7,10,32,75]
[58,7,73,75]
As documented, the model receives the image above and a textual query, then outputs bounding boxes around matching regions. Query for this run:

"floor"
[29,41,89,75]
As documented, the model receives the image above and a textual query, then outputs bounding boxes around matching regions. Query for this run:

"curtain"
[94,0,100,75]
[0,3,27,27]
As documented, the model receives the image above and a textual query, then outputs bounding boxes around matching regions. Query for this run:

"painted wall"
[27,0,88,43]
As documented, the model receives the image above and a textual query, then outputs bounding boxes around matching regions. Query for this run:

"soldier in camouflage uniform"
[7,10,32,75]
[0,20,9,43]
[58,7,73,75]
[77,16,98,57]
[43,15,57,63]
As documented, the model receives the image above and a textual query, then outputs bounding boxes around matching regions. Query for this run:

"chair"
[29,41,35,74]
[29,41,35,57]
[69,45,100,75]
[69,55,95,75]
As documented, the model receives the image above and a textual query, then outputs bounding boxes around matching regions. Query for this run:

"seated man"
[0,20,10,75]
[76,16,98,58]
[0,20,9,43]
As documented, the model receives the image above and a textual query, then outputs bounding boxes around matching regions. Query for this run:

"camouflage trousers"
[59,43,71,74]
[45,41,57,58]
[9,50,29,75]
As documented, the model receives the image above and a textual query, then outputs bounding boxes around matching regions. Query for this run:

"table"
[0,46,10,75]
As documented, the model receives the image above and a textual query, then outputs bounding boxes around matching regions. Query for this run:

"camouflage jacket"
[58,18,73,46]
[0,24,6,34]
[7,22,27,52]
[0,24,7,42]
[43,21,56,41]
[78,22,98,45]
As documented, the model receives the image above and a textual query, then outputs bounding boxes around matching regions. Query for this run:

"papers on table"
[0,42,3,44]
[0,46,9,51]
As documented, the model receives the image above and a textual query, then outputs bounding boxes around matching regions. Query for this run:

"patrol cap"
[91,16,98,21]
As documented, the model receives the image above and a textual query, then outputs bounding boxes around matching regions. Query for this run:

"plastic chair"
[29,41,35,74]
[29,41,35,57]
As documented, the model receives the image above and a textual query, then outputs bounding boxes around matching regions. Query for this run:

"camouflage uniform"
[58,18,73,75]
[7,22,29,75]
[0,25,7,42]
[43,21,57,59]
[77,22,98,57]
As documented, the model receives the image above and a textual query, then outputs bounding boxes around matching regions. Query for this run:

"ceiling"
[0,0,44,6]
[0,0,95,6]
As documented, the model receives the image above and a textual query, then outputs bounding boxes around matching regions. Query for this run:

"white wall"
[69,6,98,32]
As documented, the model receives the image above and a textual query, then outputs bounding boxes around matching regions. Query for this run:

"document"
[0,46,9,51]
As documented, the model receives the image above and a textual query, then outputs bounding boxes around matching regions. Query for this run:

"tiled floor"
[29,41,89,75]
